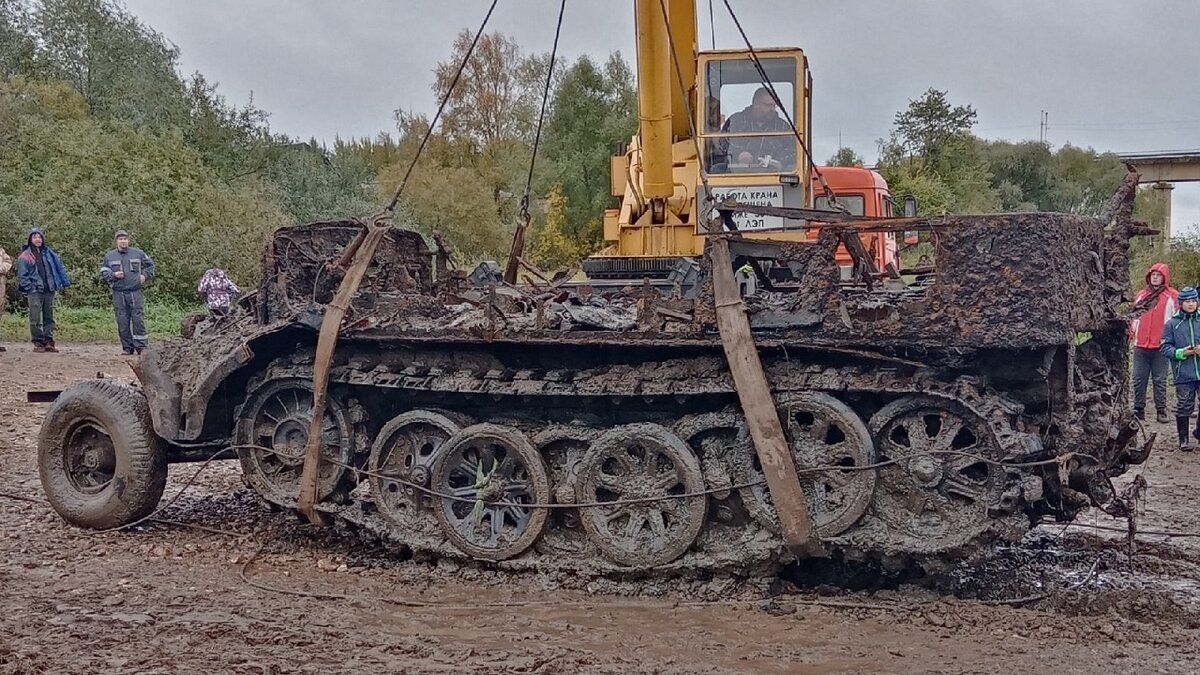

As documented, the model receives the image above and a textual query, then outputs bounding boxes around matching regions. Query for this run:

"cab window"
[814,194,865,216]
[704,57,798,174]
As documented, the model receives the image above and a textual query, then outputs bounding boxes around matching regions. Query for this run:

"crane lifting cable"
[503,0,568,284]
[384,0,502,215]
[720,0,846,214]
[295,0,503,525]
[708,0,717,50]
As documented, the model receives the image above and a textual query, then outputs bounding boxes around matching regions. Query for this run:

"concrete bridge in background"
[1117,150,1200,240]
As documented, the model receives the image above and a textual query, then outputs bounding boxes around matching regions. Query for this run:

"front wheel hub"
[908,455,943,488]
[64,421,117,493]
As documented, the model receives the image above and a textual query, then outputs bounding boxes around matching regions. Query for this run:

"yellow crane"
[584,0,816,280]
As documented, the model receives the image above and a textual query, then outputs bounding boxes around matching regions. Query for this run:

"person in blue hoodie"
[1161,286,1200,449]
[15,227,71,353]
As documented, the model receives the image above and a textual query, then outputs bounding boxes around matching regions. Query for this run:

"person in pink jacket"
[1130,262,1179,422]
[197,267,241,317]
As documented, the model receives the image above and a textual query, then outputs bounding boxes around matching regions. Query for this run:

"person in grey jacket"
[99,230,156,355]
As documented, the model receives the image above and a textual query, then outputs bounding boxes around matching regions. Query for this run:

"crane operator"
[718,87,796,171]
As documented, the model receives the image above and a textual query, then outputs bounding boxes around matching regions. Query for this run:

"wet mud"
[3,344,1199,674]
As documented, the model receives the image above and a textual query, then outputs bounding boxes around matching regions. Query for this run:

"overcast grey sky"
[121,0,1200,232]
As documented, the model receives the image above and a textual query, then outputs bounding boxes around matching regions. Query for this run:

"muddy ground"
[2,342,1199,674]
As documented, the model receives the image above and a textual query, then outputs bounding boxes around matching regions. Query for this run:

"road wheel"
[575,423,707,568]
[38,379,167,529]
[431,424,551,561]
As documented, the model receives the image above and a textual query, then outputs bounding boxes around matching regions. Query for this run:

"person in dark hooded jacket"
[1130,262,1178,422]
[1161,286,1200,449]
[15,227,71,352]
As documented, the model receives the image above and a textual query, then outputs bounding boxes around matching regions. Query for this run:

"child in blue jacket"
[1161,286,1200,449]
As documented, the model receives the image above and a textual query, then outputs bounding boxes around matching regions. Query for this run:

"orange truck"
[812,165,902,272]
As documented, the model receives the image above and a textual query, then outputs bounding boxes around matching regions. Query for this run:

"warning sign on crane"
[708,185,786,231]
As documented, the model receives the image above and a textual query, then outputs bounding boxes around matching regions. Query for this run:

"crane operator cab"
[699,49,812,236]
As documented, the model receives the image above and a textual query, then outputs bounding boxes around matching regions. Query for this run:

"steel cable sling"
[504,0,568,283]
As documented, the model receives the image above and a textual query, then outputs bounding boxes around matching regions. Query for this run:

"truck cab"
[811,165,899,272]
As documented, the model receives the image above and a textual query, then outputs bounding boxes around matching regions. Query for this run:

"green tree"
[978,140,1054,212]
[34,0,189,129]
[975,140,1125,215]
[181,72,272,182]
[1128,185,1174,283]
[433,29,547,149]
[827,146,863,167]
[0,0,37,77]
[373,105,512,263]
[528,186,579,269]
[0,78,285,305]
[0,0,395,312]
[1047,144,1126,215]
[541,53,637,249]
[335,133,405,173]
[386,109,475,172]
[877,159,954,216]
[936,135,1000,212]
[1134,185,1168,232]
[379,162,508,263]
[891,88,977,161]
[268,145,377,224]
[374,30,562,266]
[878,89,997,214]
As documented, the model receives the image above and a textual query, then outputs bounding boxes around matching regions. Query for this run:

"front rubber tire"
[38,379,167,529]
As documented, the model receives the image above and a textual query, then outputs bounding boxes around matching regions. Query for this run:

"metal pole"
[1153,181,1174,252]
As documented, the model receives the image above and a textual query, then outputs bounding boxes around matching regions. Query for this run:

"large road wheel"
[738,392,876,538]
[868,395,1006,551]
[431,424,551,561]
[575,423,707,568]
[368,409,463,534]
[234,378,355,506]
[38,379,167,529]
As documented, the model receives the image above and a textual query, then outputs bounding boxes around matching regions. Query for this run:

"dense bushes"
[0,79,286,305]
[0,2,638,302]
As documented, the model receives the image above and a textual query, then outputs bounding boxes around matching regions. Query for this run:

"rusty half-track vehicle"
[37,173,1151,575]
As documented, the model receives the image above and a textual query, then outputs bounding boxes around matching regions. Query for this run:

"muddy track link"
[231,345,1043,577]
